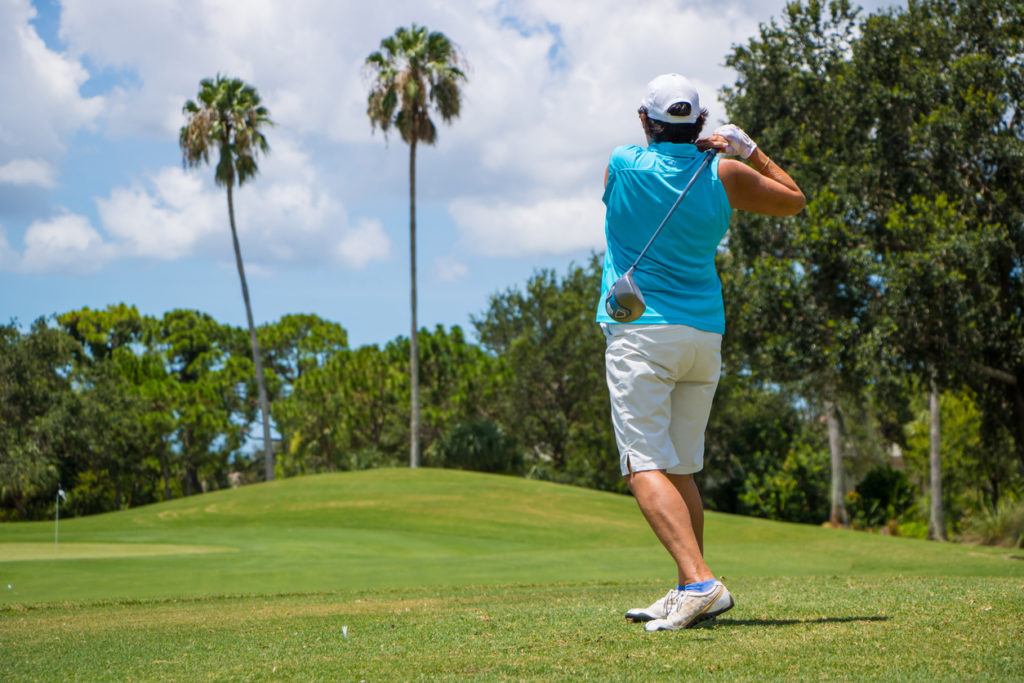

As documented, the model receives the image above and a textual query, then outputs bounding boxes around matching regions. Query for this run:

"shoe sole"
[625,610,661,623]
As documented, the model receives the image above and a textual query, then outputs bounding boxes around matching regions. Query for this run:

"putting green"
[0,543,238,562]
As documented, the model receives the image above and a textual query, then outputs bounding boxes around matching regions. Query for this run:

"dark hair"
[640,102,709,144]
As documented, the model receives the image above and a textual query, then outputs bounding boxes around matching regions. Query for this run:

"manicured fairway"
[1,469,1022,680]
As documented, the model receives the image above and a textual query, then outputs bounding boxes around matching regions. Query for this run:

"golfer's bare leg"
[628,469,714,586]
[668,473,703,555]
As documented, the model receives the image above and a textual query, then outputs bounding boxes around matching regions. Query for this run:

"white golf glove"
[714,124,757,159]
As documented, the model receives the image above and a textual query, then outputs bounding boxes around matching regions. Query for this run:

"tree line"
[0,282,613,520]
[1,243,1020,545]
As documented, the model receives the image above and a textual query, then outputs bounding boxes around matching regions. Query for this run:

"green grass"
[2,469,1022,680]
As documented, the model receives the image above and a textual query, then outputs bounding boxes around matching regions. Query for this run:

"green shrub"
[896,519,929,539]
[425,420,524,474]
[344,445,403,471]
[738,443,829,524]
[847,465,916,529]
[66,469,118,517]
[959,498,1024,548]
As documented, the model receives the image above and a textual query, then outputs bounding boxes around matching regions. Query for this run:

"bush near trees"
[425,419,523,475]
[846,465,917,530]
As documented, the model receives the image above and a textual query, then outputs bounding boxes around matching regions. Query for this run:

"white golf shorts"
[603,323,722,477]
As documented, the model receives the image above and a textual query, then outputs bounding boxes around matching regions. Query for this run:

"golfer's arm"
[720,151,806,216]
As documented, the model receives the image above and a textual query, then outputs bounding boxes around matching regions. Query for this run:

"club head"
[605,268,646,323]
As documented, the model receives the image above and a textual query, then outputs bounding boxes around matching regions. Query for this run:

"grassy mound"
[1,468,1020,605]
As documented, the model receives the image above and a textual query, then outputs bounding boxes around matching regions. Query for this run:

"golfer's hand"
[714,124,757,159]
[696,135,729,154]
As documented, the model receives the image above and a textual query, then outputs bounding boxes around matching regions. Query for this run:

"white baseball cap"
[640,73,701,123]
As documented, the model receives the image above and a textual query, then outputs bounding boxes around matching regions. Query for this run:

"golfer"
[597,73,805,631]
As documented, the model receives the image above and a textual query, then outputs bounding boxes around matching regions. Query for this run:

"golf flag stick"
[605,149,717,322]
[55,486,65,556]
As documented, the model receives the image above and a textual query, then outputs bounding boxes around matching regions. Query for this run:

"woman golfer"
[598,73,805,631]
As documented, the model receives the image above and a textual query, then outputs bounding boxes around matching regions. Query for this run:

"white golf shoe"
[625,588,680,622]
[643,581,734,631]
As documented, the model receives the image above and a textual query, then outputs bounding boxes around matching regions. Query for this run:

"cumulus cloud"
[0,0,102,158]
[450,193,605,257]
[19,212,115,273]
[433,256,469,283]
[96,167,221,260]
[27,0,776,262]
[9,0,904,272]
[421,0,765,255]
[0,226,12,270]
[57,0,387,141]
[0,159,57,188]
[93,133,391,269]
[334,219,391,269]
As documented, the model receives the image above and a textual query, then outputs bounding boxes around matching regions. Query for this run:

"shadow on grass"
[705,615,890,628]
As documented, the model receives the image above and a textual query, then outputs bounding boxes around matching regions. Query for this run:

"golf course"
[1,468,1021,680]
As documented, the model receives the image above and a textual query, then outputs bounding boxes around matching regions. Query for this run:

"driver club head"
[605,268,646,322]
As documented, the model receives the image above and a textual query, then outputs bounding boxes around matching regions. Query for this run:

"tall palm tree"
[179,75,276,481]
[365,25,467,468]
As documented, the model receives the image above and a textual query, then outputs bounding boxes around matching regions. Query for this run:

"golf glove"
[714,124,757,159]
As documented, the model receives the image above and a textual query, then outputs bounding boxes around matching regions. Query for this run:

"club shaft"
[629,150,716,270]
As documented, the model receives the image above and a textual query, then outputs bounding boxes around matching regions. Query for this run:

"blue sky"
[0,0,901,349]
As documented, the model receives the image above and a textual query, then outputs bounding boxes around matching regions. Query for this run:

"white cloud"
[0,226,12,270]
[0,0,102,158]
[334,219,390,269]
[11,0,902,273]
[441,0,762,173]
[0,159,57,188]
[450,193,605,257]
[378,0,766,256]
[96,167,221,260]
[57,0,390,141]
[93,133,391,270]
[434,256,468,283]
[37,0,775,264]
[19,212,115,273]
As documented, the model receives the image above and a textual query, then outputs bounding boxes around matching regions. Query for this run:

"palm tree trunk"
[409,137,421,469]
[928,368,946,540]
[826,399,847,527]
[226,183,276,481]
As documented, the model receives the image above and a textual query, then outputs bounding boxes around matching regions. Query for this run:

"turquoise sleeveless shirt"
[595,142,732,333]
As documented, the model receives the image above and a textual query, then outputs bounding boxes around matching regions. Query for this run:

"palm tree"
[179,75,276,481]
[365,25,467,468]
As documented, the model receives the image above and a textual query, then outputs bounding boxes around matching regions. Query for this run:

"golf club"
[605,148,717,322]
